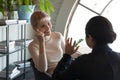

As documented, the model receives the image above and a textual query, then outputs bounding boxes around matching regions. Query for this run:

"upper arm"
[28,42,39,64]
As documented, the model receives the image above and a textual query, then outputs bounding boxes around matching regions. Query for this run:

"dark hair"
[85,16,116,44]
[30,11,50,28]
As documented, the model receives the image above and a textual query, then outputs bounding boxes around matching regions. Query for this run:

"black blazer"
[52,45,120,80]
[30,59,51,80]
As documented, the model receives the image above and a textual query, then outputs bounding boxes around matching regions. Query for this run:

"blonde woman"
[28,11,65,80]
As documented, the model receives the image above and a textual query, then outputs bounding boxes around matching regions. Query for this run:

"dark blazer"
[30,59,51,80]
[52,45,120,80]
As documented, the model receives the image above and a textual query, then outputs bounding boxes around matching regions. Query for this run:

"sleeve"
[52,54,74,80]
[52,54,87,80]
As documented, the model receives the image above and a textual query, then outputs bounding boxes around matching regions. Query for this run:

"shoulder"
[68,54,90,71]
[110,51,120,61]
[76,54,90,61]
[71,54,90,66]
[52,32,63,36]
[51,32,64,39]
[28,39,39,49]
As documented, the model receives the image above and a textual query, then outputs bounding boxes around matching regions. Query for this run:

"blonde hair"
[30,11,50,28]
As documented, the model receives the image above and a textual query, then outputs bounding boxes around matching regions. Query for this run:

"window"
[66,0,120,54]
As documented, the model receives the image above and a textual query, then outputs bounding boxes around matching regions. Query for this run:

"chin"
[44,31,51,36]
[45,33,51,36]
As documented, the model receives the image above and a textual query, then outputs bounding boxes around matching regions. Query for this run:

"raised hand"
[35,29,45,42]
[65,38,79,55]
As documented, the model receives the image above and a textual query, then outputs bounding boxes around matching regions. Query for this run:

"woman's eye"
[48,22,51,26]
[48,23,50,25]
[41,25,45,28]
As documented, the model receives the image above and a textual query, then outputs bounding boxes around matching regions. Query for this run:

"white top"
[28,32,65,75]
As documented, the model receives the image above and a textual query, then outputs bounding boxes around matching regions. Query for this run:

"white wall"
[54,0,76,36]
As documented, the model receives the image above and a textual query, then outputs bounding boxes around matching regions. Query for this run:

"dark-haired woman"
[52,16,120,80]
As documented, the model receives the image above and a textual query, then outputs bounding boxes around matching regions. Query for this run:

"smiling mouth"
[45,31,50,33]
[44,32,50,35]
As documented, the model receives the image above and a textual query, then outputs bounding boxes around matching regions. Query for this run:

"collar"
[92,44,112,54]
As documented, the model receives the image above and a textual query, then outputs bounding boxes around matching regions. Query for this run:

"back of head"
[85,16,116,45]
[30,11,50,28]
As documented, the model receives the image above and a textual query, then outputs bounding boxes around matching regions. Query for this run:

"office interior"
[0,0,120,79]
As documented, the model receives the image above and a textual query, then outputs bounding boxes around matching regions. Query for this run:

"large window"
[66,0,120,54]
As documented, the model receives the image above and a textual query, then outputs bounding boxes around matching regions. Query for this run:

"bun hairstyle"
[85,16,116,44]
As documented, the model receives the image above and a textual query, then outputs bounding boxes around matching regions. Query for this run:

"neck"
[45,36,51,42]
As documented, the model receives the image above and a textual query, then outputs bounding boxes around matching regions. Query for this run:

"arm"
[52,38,79,80]
[52,54,74,80]
[28,30,48,72]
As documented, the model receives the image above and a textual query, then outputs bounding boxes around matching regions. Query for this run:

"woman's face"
[85,35,95,48]
[35,17,52,36]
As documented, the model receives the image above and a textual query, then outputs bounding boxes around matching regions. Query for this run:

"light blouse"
[28,32,65,75]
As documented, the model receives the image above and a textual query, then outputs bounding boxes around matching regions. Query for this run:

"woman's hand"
[35,29,45,42]
[65,38,79,55]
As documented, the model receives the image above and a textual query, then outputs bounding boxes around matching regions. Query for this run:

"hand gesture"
[65,38,79,55]
[35,29,45,42]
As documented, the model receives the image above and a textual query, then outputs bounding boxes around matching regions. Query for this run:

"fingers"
[70,38,72,45]
[67,38,75,46]
[68,38,78,48]
[35,29,44,36]
[65,37,79,55]
[73,40,76,47]
[74,46,79,53]
[34,29,45,42]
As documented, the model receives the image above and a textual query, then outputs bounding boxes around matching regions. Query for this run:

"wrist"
[63,54,71,57]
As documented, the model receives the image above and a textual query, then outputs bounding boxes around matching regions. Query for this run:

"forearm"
[36,42,48,72]
[52,54,73,79]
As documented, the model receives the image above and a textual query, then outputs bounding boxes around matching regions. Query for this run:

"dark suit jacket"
[30,59,51,80]
[52,45,120,80]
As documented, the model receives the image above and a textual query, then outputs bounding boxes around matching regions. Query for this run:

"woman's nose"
[45,25,50,30]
